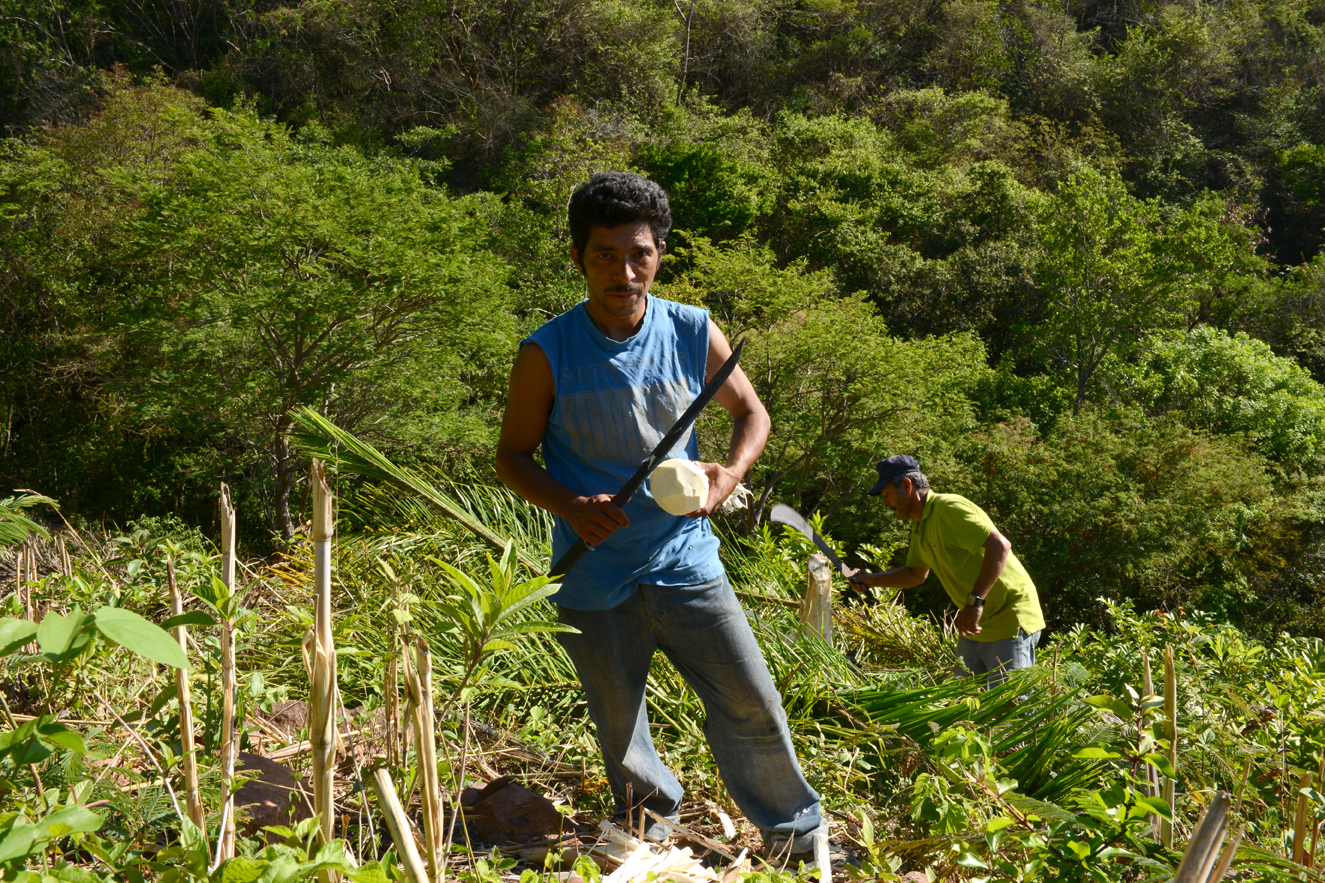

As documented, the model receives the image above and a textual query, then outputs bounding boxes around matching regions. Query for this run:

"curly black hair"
[567,172,672,255]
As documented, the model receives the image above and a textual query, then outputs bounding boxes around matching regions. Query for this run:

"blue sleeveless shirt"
[525,297,724,609]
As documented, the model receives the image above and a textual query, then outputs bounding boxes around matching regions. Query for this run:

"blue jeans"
[556,574,822,844]
[956,628,1041,688]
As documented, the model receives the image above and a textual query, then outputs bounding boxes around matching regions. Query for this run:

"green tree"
[660,235,987,539]
[1112,325,1325,469]
[117,108,512,539]
[1034,166,1246,412]
[1,81,512,539]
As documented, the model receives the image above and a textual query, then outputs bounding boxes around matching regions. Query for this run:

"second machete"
[769,504,852,577]
[548,337,746,579]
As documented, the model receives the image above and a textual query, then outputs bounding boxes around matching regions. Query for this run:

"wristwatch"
[965,593,985,608]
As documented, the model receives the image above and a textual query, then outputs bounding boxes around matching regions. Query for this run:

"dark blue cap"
[868,455,920,495]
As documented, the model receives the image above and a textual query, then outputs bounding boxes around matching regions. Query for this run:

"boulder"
[234,751,314,838]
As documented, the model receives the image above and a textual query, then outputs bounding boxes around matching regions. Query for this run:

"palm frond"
[0,493,57,547]
[286,407,544,573]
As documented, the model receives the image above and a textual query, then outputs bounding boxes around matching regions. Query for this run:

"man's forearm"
[863,565,928,589]
[724,409,771,479]
[970,533,1011,600]
[495,451,580,521]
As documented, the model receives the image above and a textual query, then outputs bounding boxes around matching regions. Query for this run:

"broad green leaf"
[0,823,39,864]
[40,806,102,837]
[985,816,1016,833]
[93,607,190,670]
[0,619,37,657]
[1082,694,1133,720]
[955,852,989,869]
[1143,753,1177,779]
[36,721,87,754]
[1072,747,1122,760]
[1133,796,1172,821]
[211,856,268,883]
[36,608,93,662]
[162,611,217,630]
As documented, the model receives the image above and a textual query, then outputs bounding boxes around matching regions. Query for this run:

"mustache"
[605,285,644,295]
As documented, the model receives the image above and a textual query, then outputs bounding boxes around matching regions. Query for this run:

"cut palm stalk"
[1294,772,1312,865]
[1209,824,1244,881]
[369,768,429,883]
[309,461,340,881]
[799,554,833,647]
[1311,754,1325,868]
[1141,649,1161,842]
[1172,794,1229,883]
[386,653,400,769]
[1161,644,1177,850]
[218,483,237,864]
[168,557,205,832]
[404,638,443,879]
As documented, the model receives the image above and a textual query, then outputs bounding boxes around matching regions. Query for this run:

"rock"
[460,776,570,843]
[234,751,314,838]
[899,873,929,883]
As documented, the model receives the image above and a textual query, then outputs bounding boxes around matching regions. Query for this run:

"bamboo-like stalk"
[403,638,443,879]
[1140,650,1161,842]
[217,483,237,865]
[168,558,205,832]
[1294,772,1313,865]
[1310,754,1325,868]
[1172,794,1230,883]
[1209,823,1244,881]
[368,768,429,883]
[309,461,339,870]
[799,554,833,646]
[1161,644,1178,850]
[385,653,400,770]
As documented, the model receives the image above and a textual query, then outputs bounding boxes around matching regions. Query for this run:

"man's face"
[571,221,662,323]
[879,479,909,519]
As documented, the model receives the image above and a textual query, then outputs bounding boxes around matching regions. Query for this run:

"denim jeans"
[956,628,1041,688]
[556,574,822,844]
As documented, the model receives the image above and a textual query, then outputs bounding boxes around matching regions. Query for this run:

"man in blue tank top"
[495,173,823,859]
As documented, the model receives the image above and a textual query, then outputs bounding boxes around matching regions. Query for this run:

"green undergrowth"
[3,488,1325,881]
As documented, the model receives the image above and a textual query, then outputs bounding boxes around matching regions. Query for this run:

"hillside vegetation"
[3,0,1325,879]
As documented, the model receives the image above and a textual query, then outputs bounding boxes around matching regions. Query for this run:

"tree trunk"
[272,433,299,541]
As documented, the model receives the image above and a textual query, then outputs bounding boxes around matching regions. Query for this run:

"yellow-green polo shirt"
[905,492,1044,642]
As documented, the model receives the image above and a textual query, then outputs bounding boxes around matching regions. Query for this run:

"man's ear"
[569,246,586,277]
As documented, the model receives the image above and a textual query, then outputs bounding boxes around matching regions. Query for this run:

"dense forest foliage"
[4,0,1325,640]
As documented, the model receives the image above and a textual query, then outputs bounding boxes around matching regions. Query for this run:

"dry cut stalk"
[1140,649,1161,842]
[368,768,430,883]
[1311,754,1325,868]
[1174,792,1230,883]
[403,638,443,880]
[168,558,205,832]
[217,483,238,865]
[1209,824,1245,881]
[309,461,340,878]
[1161,645,1178,850]
[1294,771,1313,865]
[799,554,834,647]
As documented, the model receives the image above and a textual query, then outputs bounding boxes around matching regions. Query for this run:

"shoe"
[610,812,676,843]
[764,828,859,872]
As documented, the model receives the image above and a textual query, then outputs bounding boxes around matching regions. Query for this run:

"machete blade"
[769,504,851,577]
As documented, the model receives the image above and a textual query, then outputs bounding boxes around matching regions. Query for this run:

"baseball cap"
[868,454,920,495]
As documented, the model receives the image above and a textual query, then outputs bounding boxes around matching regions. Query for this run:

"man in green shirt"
[846,455,1045,685]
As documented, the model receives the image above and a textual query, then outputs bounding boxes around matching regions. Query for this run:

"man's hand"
[568,494,630,545]
[956,604,983,636]
[685,461,741,518]
[844,567,872,594]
